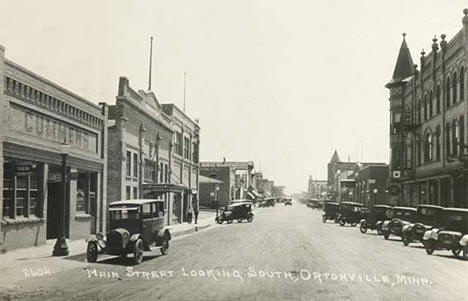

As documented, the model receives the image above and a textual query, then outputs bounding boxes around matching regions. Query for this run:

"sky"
[0,0,466,193]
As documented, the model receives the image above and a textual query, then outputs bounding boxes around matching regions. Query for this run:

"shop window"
[126,151,131,178]
[126,186,131,200]
[133,187,138,199]
[2,161,41,219]
[144,159,155,183]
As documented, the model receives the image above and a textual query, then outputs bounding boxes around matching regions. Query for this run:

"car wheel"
[425,240,435,255]
[237,218,243,223]
[403,234,410,246]
[339,218,346,227]
[216,217,223,224]
[351,222,357,227]
[463,245,468,260]
[452,248,462,258]
[383,232,390,240]
[86,242,98,263]
[160,238,169,256]
[360,222,368,234]
[322,216,327,223]
[133,239,144,265]
[247,215,254,223]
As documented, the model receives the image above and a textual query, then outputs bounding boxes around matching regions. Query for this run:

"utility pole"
[148,37,154,90]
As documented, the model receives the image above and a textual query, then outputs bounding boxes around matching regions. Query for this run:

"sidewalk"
[0,210,216,290]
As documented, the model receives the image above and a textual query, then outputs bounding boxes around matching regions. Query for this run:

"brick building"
[199,164,235,208]
[0,45,108,251]
[107,77,199,225]
[353,164,390,206]
[386,10,468,208]
[307,176,327,198]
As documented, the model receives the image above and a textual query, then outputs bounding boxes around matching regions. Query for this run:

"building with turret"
[385,9,468,208]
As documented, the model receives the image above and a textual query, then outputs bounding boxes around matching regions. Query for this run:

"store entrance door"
[47,182,61,239]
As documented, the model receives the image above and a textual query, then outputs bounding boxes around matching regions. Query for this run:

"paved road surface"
[1,202,467,301]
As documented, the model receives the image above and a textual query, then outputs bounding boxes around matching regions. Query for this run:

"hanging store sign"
[9,105,98,153]
[15,163,32,176]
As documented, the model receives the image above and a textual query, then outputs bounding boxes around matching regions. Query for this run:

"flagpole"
[148,37,154,90]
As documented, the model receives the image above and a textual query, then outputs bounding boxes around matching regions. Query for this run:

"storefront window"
[2,160,41,219]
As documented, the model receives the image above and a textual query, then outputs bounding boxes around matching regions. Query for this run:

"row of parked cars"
[320,201,468,260]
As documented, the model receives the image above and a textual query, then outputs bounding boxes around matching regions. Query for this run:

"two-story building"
[386,10,468,208]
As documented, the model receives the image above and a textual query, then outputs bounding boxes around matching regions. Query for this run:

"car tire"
[237,218,243,223]
[360,222,368,234]
[463,245,468,260]
[160,238,169,256]
[383,232,389,240]
[351,222,357,227]
[403,234,410,246]
[425,241,434,255]
[452,248,462,258]
[86,242,98,263]
[247,215,254,223]
[339,218,346,227]
[322,216,327,223]
[133,239,144,265]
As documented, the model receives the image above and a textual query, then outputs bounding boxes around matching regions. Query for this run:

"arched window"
[446,77,451,108]
[453,72,458,105]
[429,90,433,118]
[424,131,433,163]
[461,67,465,101]
[436,85,441,113]
[424,94,428,120]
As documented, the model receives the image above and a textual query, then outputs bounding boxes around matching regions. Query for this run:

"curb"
[171,223,212,238]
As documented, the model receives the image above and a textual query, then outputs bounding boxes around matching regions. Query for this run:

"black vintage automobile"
[216,202,254,224]
[307,198,321,209]
[338,202,365,227]
[401,205,444,246]
[359,205,393,234]
[423,208,468,259]
[284,198,293,206]
[86,199,171,265]
[381,206,417,240]
[322,202,339,223]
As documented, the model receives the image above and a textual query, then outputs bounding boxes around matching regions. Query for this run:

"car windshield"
[417,208,441,225]
[442,212,468,232]
[393,210,415,222]
[109,205,140,221]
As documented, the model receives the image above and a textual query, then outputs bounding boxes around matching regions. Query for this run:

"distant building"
[198,175,223,208]
[353,164,390,206]
[307,176,327,198]
[199,165,234,208]
[272,185,285,197]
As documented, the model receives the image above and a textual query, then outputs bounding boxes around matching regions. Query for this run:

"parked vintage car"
[284,199,293,206]
[360,205,393,234]
[307,198,321,209]
[401,205,444,246]
[338,202,365,227]
[423,208,468,259]
[259,198,276,207]
[381,206,417,240]
[86,199,171,265]
[216,202,254,224]
[322,202,339,223]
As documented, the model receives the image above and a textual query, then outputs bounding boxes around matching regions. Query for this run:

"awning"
[142,183,188,193]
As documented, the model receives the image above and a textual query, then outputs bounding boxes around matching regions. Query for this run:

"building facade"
[307,176,327,199]
[107,77,199,225]
[199,165,235,208]
[0,45,108,251]
[353,165,390,206]
[386,10,468,208]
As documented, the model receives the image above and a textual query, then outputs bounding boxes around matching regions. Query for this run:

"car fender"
[381,220,391,230]
[459,234,468,246]
[359,218,366,224]
[375,221,383,227]
[422,228,439,241]
[157,228,172,242]
[86,234,98,243]
[130,233,142,242]
[402,224,413,234]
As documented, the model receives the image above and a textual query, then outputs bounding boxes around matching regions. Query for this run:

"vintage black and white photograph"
[0,1,468,300]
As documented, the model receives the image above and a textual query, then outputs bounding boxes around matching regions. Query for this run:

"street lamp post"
[53,141,70,256]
